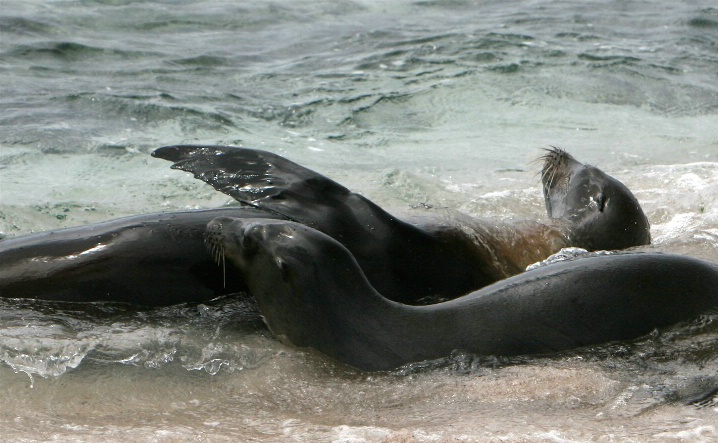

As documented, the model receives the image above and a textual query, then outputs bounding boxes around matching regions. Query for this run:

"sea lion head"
[204,216,363,351]
[204,217,304,284]
[540,147,650,251]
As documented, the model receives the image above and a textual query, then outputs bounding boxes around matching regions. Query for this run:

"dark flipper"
[152,145,402,277]
[152,145,352,223]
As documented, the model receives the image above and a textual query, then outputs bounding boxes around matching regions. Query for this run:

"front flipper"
[152,145,398,289]
[152,145,352,223]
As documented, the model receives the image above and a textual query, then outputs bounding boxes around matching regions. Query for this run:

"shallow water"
[1,0,718,441]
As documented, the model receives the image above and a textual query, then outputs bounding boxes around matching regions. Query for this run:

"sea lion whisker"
[539,165,554,180]
[544,163,558,193]
[547,145,565,156]
[543,148,569,192]
[538,146,565,191]
[528,153,547,168]
[204,230,227,289]
[216,244,225,267]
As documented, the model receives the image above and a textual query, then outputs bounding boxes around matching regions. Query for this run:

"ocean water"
[1,0,718,441]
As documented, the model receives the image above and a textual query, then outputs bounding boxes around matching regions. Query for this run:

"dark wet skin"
[1,146,650,305]
[210,218,718,371]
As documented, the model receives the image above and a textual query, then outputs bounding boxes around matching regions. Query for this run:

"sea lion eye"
[597,193,607,212]
[276,257,290,282]
[239,230,258,255]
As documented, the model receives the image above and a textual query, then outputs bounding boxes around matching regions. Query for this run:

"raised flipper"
[152,145,355,225]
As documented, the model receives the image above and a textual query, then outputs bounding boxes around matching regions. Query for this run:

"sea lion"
[206,217,718,371]
[152,145,651,303]
[0,146,649,305]
[0,208,265,305]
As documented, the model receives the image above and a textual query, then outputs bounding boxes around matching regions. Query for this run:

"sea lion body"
[1,146,650,305]
[0,208,276,305]
[212,218,718,371]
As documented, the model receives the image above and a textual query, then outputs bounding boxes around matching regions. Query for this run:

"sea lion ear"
[239,228,259,257]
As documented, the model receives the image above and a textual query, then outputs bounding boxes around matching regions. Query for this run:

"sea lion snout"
[205,217,231,265]
[206,217,302,267]
[206,217,264,262]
